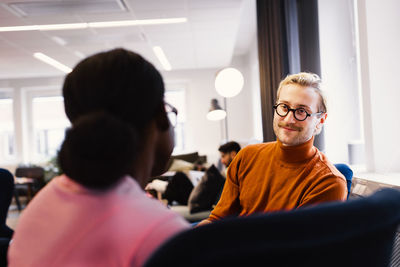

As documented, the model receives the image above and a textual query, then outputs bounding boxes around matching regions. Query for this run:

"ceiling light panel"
[153,46,171,71]
[7,0,127,17]
[33,52,72,73]
[0,18,187,32]
[89,18,187,28]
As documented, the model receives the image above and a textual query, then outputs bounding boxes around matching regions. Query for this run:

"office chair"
[14,166,45,210]
[334,163,353,198]
[0,237,10,267]
[0,168,14,267]
[0,168,14,239]
[144,188,400,267]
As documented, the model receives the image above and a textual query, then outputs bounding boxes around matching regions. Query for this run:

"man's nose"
[283,110,297,123]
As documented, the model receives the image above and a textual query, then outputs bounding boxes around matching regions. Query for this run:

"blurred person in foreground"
[8,48,189,266]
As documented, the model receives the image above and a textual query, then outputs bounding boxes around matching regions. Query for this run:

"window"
[31,96,70,162]
[165,88,186,152]
[0,85,186,165]
[0,90,16,162]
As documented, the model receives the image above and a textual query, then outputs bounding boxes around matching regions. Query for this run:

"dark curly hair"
[218,141,241,154]
[59,48,165,190]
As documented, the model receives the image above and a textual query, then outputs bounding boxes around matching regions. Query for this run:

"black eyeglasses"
[165,102,178,127]
[273,103,323,121]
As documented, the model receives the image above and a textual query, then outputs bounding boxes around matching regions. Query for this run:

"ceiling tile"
[0,0,256,79]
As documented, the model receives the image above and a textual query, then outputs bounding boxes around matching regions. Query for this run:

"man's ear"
[315,113,327,134]
[318,113,327,126]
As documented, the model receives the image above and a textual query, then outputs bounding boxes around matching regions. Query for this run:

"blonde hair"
[277,72,327,113]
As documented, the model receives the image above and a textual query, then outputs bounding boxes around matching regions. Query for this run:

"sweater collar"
[275,136,316,163]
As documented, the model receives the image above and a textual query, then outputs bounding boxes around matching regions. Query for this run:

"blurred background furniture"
[167,152,208,171]
[168,165,224,223]
[334,163,353,199]
[0,168,15,266]
[0,237,11,267]
[14,166,45,211]
[0,168,14,238]
[147,151,217,222]
[144,188,400,267]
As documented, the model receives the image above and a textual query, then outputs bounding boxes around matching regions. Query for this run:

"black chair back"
[0,169,14,267]
[0,168,14,239]
[145,188,400,267]
[15,166,44,180]
[0,237,10,267]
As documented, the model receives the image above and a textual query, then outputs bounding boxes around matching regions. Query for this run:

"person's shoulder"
[312,151,346,181]
[117,176,189,221]
[113,187,190,249]
[241,141,276,154]
[16,176,61,215]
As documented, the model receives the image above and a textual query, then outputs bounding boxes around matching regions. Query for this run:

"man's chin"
[281,141,297,146]
[277,134,298,146]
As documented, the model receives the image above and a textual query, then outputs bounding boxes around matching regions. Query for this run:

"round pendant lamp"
[215,67,244,98]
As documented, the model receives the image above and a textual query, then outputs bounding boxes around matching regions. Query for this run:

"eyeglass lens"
[165,102,178,127]
[167,112,177,127]
[275,104,308,121]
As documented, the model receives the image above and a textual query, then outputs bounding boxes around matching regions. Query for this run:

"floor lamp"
[207,98,228,141]
[207,67,244,142]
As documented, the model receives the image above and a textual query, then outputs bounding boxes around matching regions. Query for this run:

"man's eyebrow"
[277,100,290,105]
[297,104,312,109]
[277,101,312,110]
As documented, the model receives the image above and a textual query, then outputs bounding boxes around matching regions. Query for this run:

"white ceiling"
[0,0,256,79]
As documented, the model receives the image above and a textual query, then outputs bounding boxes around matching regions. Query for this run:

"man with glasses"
[198,72,347,225]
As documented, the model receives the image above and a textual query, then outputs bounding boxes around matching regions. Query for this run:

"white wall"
[234,36,263,143]
[362,0,400,172]
[249,43,263,142]
[229,52,261,144]
[319,0,400,176]
[318,0,362,164]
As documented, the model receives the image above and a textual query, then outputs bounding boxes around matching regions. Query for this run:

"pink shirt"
[8,175,189,267]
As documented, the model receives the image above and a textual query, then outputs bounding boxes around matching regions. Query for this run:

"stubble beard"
[273,120,312,146]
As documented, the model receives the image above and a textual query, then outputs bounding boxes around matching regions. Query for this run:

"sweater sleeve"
[208,151,243,221]
[299,174,347,207]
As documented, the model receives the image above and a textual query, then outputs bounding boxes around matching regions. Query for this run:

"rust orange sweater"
[208,137,347,221]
